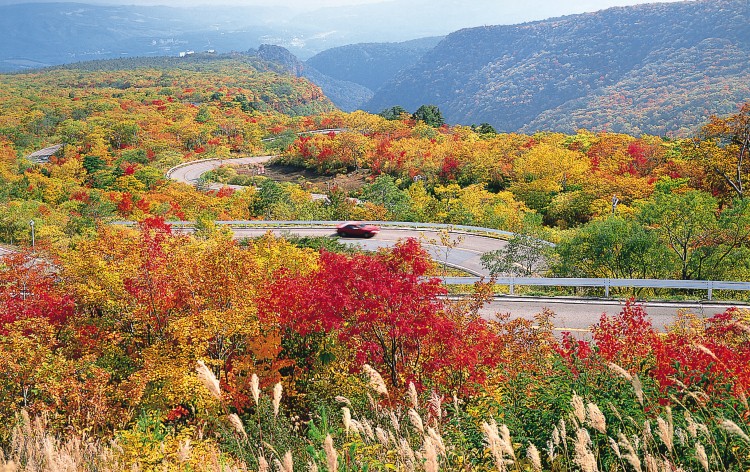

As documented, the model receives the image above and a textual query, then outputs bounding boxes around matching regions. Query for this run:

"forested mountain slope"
[305,37,443,93]
[366,0,750,136]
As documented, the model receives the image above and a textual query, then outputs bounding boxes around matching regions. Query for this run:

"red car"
[336,222,380,238]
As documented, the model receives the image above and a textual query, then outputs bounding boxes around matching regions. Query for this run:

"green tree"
[553,215,673,279]
[481,233,553,277]
[82,155,107,175]
[378,106,408,121]
[472,123,497,135]
[638,190,718,280]
[412,105,445,128]
[360,175,412,221]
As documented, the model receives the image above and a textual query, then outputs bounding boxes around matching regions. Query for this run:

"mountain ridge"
[365,0,750,136]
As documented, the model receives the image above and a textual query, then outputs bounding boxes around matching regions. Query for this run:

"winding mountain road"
[160,157,750,329]
[167,155,275,191]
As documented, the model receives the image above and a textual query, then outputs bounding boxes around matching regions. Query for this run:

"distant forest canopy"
[1,1,747,136]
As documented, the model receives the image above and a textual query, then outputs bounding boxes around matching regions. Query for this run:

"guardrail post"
[510,279,515,295]
[708,282,713,301]
[605,279,610,298]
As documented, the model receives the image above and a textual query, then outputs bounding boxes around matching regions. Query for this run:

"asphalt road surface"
[476,296,748,333]
[167,155,275,191]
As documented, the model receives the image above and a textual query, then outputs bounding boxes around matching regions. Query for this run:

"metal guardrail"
[440,277,750,300]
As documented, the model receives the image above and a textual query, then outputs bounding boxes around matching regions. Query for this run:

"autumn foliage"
[260,238,502,395]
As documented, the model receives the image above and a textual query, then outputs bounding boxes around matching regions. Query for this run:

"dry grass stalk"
[643,420,654,445]
[273,383,283,417]
[657,416,674,452]
[618,432,642,472]
[586,403,607,434]
[527,443,542,472]
[482,419,515,471]
[1,462,17,472]
[251,373,260,406]
[258,455,269,472]
[632,374,644,406]
[399,438,417,468]
[608,437,621,458]
[644,454,660,472]
[427,428,446,457]
[282,451,294,472]
[342,408,352,434]
[719,419,750,443]
[429,391,443,423]
[176,439,192,464]
[389,411,401,433]
[408,382,419,410]
[323,434,338,472]
[481,420,503,471]
[559,419,567,444]
[228,413,248,440]
[684,411,698,439]
[546,438,556,463]
[362,364,389,397]
[573,429,598,472]
[695,442,709,472]
[608,362,633,381]
[196,360,222,400]
[361,419,375,442]
[423,437,439,472]
[498,424,516,461]
[571,392,586,425]
[695,344,720,362]
[375,427,389,447]
[307,461,319,472]
[408,409,425,434]
[334,396,351,407]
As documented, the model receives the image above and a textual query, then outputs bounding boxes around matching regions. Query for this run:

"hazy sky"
[1,0,685,10]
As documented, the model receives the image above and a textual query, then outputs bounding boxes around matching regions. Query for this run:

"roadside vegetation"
[1,61,749,470]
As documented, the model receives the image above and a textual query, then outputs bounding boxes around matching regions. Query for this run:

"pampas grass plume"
[632,374,644,406]
[571,392,586,425]
[196,360,221,400]
[342,407,352,434]
[283,451,294,472]
[574,429,597,472]
[618,433,642,472]
[608,362,633,381]
[362,364,388,397]
[423,437,439,472]
[227,413,247,440]
[273,382,283,417]
[657,416,674,452]
[408,382,419,409]
[527,443,542,472]
[695,442,709,472]
[408,408,424,434]
[586,402,606,434]
[719,419,750,443]
[251,373,260,406]
[323,434,338,472]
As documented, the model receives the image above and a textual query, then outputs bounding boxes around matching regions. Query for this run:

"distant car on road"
[336,222,380,238]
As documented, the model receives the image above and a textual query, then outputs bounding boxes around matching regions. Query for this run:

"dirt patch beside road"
[235,162,369,193]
